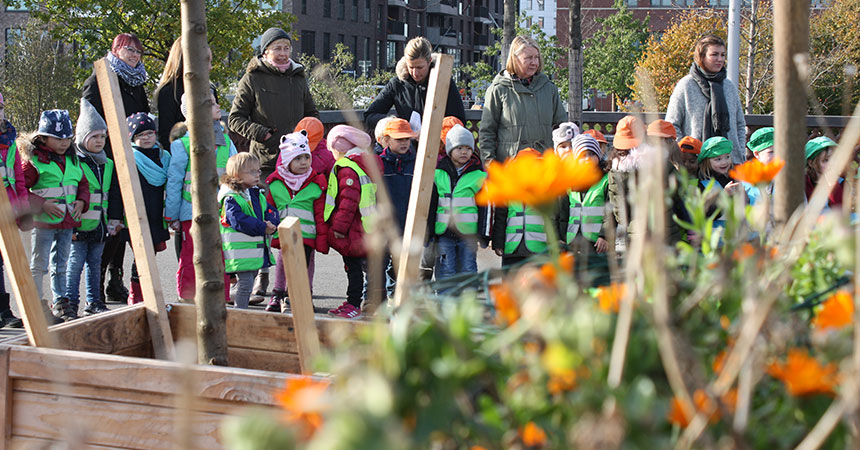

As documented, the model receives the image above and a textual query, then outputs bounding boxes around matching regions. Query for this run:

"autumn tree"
[300,43,392,110]
[808,0,860,115]
[582,0,649,108]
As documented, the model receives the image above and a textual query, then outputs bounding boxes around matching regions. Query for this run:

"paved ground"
[0,230,500,339]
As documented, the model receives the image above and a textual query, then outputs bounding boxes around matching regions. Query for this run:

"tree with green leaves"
[583,0,649,109]
[7,0,294,99]
[299,43,393,110]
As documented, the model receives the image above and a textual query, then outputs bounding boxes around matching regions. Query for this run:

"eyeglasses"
[122,46,143,55]
[243,169,262,175]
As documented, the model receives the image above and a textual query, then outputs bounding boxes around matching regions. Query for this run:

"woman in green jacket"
[478,35,567,163]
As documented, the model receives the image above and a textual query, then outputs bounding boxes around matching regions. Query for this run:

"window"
[537,17,544,28]
[387,41,396,68]
[339,33,345,44]
[708,0,729,5]
[376,41,382,67]
[365,0,371,22]
[324,0,331,17]
[627,0,638,6]
[323,32,331,60]
[352,0,358,20]
[537,0,544,10]
[364,37,370,61]
[301,0,307,13]
[301,30,316,57]
[526,0,533,8]
[338,0,345,19]
[377,5,384,32]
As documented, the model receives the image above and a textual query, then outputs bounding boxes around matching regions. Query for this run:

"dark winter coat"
[130,145,170,245]
[154,79,220,150]
[380,146,416,233]
[265,169,329,253]
[228,57,319,173]
[427,154,488,240]
[327,151,383,258]
[81,72,150,158]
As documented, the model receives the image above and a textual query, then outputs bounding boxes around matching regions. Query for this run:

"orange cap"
[295,117,324,151]
[613,116,645,150]
[647,119,677,139]
[440,116,464,144]
[678,136,702,154]
[583,129,607,144]
[383,118,418,139]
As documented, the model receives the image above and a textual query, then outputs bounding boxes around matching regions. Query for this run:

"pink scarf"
[265,55,292,73]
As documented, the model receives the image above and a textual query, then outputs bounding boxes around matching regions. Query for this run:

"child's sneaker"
[265,290,286,312]
[329,301,361,319]
[51,298,78,322]
[280,297,291,313]
[83,302,110,316]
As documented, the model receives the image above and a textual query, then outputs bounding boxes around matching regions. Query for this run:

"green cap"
[805,136,837,161]
[747,127,774,153]
[698,136,733,162]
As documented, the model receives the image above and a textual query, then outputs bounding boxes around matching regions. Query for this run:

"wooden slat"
[277,217,320,373]
[0,347,9,450]
[94,59,174,361]
[227,347,301,373]
[392,54,453,306]
[47,304,149,354]
[0,172,53,348]
[10,435,130,449]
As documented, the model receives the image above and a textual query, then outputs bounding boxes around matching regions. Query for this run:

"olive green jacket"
[478,71,566,162]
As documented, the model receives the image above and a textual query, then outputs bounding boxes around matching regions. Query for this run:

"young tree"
[1,19,80,130]
[8,0,294,99]
[299,43,392,110]
[583,0,649,109]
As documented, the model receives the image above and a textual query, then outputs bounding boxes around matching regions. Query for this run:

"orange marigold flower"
[732,242,756,261]
[767,349,838,396]
[490,283,520,326]
[519,421,548,447]
[729,157,785,185]
[597,282,626,313]
[476,150,604,208]
[470,446,489,450]
[275,376,330,439]
[666,389,720,428]
[811,290,854,331]
[719,315,731,330]
[712,350,727,374]
[539,252,575,285]
[547,369,577,395]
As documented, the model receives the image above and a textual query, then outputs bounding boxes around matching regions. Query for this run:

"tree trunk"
[568,0,583,124]
[772,0,809,224]
[181,0,229,365]
[501,0,516,66]
[744,0,759,114]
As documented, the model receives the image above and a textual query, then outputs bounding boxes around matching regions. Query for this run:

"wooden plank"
[0,173,53,348]
[94,59,174,361]
[277,217,320,373]
[47,303,149,354]
[392,54,453,306]
[10,436,130,449]
[227,347,301,373]
[0,347,9,450]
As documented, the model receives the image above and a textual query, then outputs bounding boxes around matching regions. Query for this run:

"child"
[428,124,486,280]
[747,127,775,164]
[491,148,549,267]
[372,116,396,155]
[165,93,236,302]
[677,136,702,175]
[648,119,690,244]
[438,116,464,161]
[607,115,647,240]
[218,153,278,309]
[22,110,89,321]
[551,122,580,158]
[64,99,118,316]
[805,136,843,208]
[557,135,610,255]
[324,125,382,319]
[265,131,329,312]
[0,93,26,327]
[583,129,609,156]
[126,113,171,304]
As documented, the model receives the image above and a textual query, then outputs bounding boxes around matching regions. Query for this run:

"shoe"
[83,302,110,316]
[51,298,78,322]
[329,301,361,319]
[280,298,291,313]
[0,310,23,328]
[249,272,269,304]
[265,290,285,312]
[105,269,129,303]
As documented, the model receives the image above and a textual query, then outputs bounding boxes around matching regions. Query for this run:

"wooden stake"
[94,59,175,361]
[392,54,453,307]
[0,177,53,348]
[278,217,320,373]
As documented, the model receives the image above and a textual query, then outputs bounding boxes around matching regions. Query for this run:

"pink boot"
[128,281,143,305]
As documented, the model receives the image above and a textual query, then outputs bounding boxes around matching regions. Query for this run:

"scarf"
[264,56,292,73]
[77,145,107,165]
[689,63,730,141]
[132,145,169,186]
[214,120,227,147]
[106,52,149,87]
[279,166,311,192]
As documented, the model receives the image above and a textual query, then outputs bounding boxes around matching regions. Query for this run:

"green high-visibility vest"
[323,158,377,232]
[220,190,275,273]
[567,174,608,243]
[30,154,83,224]
[179,134,231,203]
[269,178,322,241]
[78,159,114,231]
[434,169,486,235]
[504,203,547,254]
[0,142,17,189]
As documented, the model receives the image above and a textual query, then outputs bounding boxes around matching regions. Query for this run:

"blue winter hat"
[127,112,156,140]
[37,109,73,140]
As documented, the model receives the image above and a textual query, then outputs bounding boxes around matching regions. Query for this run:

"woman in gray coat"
[479,35,566,162]
[665,34,746,164]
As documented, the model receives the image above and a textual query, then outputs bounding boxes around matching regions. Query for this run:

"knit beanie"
[260,28,290,55]
[37,109,73,140]
[571,134,604,162]
[279,130,310,165]
[440,116,464,145]
[75,98,107,149]
[328,125,371,153]
[445,124,475,153]
[552,122,579,150]
[127,112,156,140]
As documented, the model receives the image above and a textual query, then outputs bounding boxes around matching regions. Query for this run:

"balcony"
[474,34,490,49]
[387,0,406,7]
[427,27,457,47]
[387,20,406,41]
[475,6,493,24]
[427,0,457,15]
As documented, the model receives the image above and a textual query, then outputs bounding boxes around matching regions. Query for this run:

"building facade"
[520,0,558,37]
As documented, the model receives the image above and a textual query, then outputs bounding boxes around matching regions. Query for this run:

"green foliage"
[7,0,295,103]
[299,43,393,111]
[809,0,860,115]
[1,19,80,130]
[583,0,649,107]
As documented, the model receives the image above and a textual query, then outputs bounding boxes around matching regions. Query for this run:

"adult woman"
[665,34,747,164]
[229,27,319,179]
[364,37,465,137]
[81,33,151,304]
[478,35,566,163]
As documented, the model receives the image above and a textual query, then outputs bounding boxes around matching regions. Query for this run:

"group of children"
[1,89,848,323]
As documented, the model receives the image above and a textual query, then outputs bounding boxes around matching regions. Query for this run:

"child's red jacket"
[327,151,382,258]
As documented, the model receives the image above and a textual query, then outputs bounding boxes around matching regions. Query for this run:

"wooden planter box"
[0,303,347,449]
